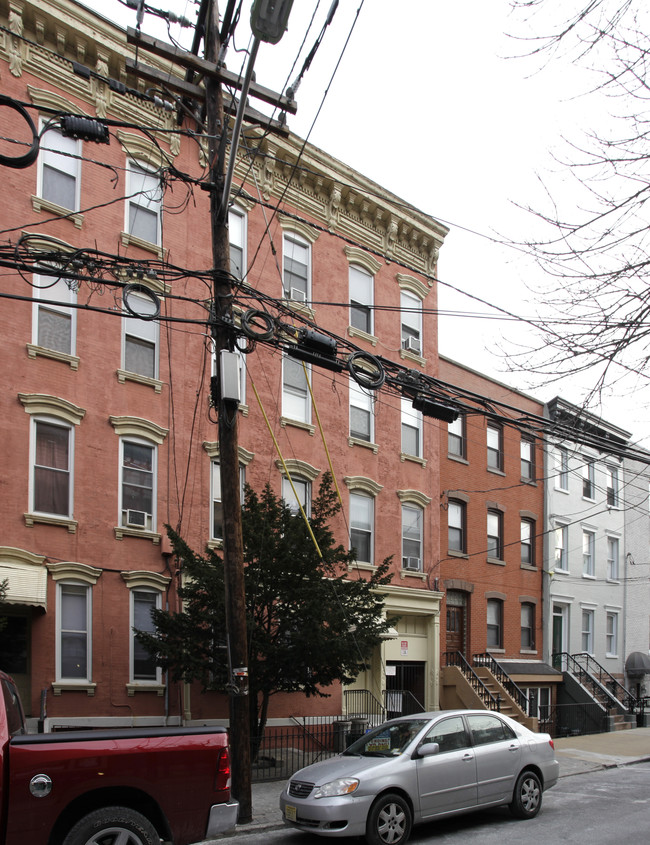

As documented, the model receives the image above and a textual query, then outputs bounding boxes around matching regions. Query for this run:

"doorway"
[386,661,425,716]
[0,611,31,714]
[445,590,468,657]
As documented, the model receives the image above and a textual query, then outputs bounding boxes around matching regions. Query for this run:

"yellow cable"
[301,361,345,510]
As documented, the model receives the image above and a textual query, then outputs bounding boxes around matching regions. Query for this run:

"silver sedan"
[280,710,559,845]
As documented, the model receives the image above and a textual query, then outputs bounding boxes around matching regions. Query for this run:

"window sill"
[553,568,569,576]
[126,683,165,697]
[25,513,77,533]
[114,526,161,544]
[120,231,166,259]
[554,486,570,494]
[447,454,468,465]
[280,417,315,436]
[27,343,80,370]
[487,466,506,476]
[347,326,378,347]
[400,567,426,581]
[348,561,376,573]
[520,477,537,486]
[447,549,469,560]
[582,573,596,580]
[348,436,379,454]
[400,452,427,467]
[487,557,505,566]
[399,347,426,367]
[117,369,163,393]
[520,649,538,656]
[520,564,538,572]
[52,682,96,696]
[282,297,315,320]
[606,578,620,585]
[207,538,224,550]
[31,195,83,228]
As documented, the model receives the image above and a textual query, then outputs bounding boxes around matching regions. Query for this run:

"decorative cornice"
[344,476,383,497]
[109,415,168,444]
[19,393,85,425]
[397,489,432,509]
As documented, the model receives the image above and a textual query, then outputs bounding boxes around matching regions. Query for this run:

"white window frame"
[131,588,162,684]
[521,603,535,650]
[228,204,247,280]
[401,398,422,458]
[30,416,74,518]
[122,290,160,379]
[282,355,311,424]
[32,273,77,356]
[581,608,594,653]
[126,159,162,246]
[211,460,245,541]
[520,438,534,481]
[56,581,91,682]
[554,522,569,572]
[119,437,157,532]
[448,415,465,458]
[487,598,503,649]
[487,510,503,560]
[606,611,619,657]
[487,424,503,471]
[350,491,374,564]
[448,500,465,553]
[401,504,423,571]
[582,529,595,578]
[607,536,620,581]
[282,232,311,303]
[282,475,311,517]
[521,519,534,566]
[400,290,422,355]
[555,446,569,490]
[349,379,374,443]
[349,264,373,335]
[37,123,81,211]
[605,465,619,508]
[582,459,595,500]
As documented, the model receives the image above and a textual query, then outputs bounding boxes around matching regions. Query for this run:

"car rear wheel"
[366,792,412,845]
[62,806,161,845]
[509,770,542,819]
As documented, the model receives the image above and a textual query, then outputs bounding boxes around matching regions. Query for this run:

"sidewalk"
[211,727,650,839]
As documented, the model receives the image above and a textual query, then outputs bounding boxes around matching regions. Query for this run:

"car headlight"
[313,778,359,799]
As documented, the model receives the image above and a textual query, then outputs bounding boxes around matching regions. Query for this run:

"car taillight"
[215,747,232,791]
[548,739,555,750]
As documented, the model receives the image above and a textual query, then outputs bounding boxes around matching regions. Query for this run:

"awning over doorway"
[625,651,650,677]
[0,547,47,608]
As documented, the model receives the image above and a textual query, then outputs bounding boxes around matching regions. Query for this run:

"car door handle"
[462,753,474,761]
[508,744,519,752]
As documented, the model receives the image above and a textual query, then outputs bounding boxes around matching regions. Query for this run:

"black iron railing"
[383,688,424,717]
[443,651,501,711]
[555,652,637,713]
[542,701,608,738]
[472,652,529,713]
[343,689,386,724]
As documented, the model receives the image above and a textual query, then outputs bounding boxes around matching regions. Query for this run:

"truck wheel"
[62,806,161,845]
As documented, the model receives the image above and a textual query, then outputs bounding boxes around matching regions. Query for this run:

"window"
[120,439,155,531]
[520,519,535,566]
[487,510,503,560]
[33,274,76,355]
[487,599,503,649]
[349,379,374,443]
[402,505,422,571]
[38,126,80,211]
[33,419,72,517]
[283,233,310,303]
[448,415,465,458]
[211,461,245,541]
[132,590,160,682]
[487,424,502,471]
[582,529,595,577]
[606,465,619,507]
[467,714,516,745]
[607,536,619,580]
[606,612,618,656]
[554,523,568,571]
[282,475,311,517]
[350,492,373,563]
[58,583,90,681]
[520,438,534,481]
[582,459,595,499]
[521,603,535,650]
[581,608,594,653]
[349,264,373,334]
[123,291,159,378]
[448,500,465,553]
[555,446,569,490]
[400,290,422,355]
[127,160,162,245]
[424,716,468,753]
[229,205,246,279]
[282,355,311,423]
[401,398,422,458]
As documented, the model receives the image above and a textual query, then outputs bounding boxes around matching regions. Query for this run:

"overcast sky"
[79,0,647,441]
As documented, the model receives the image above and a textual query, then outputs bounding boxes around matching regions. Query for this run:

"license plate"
[285,805,297,822]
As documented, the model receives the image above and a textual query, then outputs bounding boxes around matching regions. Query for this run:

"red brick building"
[0,0,449,728]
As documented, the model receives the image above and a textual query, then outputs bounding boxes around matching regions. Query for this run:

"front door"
[446,605,465,655]
[386,661,425,716]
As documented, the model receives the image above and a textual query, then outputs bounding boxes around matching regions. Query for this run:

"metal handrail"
[472,653,529,713]
[443,651,501,711]
[383,688,424,717]
[555,652,637,713]
[343,689,386,723]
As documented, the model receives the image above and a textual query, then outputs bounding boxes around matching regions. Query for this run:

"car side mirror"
[416,742,440,758]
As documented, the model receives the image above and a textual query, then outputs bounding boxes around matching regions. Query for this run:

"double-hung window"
[448,415,465,458]
[605,465,619,507]
[520,438,534,481]
[33,274,76,356]
[229,205,246,280]
[282,355,311,424]
[487,424,503,471]
[581,609,594,653]
[521,603,535,650]
[521,519,535,566]
[554,523,568,572]
[487,599,503,648]
[120,439,155,531]
[349,379,374,443]
[33,419,73,517]
[127,160,162,245]
[401,398,422,458]
[402,505,423,571]
[282,475,311,517]
[606,612,618,656]
[487,510,503,560]
[400,290,422,355]
[607,536,619,580]
[283,233,310,303]
[349,264,373,334]
[211,461,245,541]
[448,500,465,553]
[123,291,159,379]
[555,446,569,490]
[350,492,373,563]
[58,582,90,681]
[38,126,80,211]
[132,590,160,682]
[582,529,595,577]
[582,459,595,499]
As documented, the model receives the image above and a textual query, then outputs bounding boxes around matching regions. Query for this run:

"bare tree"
[507,1,650,399]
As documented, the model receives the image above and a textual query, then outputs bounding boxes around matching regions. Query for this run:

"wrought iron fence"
[250,719,353,782]
[541,701,608,738]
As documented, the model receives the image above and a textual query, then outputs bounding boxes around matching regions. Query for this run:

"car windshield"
[344,719,429,757]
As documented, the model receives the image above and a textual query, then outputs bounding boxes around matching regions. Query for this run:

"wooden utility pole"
[204,0,251,825]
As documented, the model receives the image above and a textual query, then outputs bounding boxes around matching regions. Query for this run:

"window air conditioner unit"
[403,336,421,354]
[290,287,307,303]
[403,556,421,571]
[126,509,147,529]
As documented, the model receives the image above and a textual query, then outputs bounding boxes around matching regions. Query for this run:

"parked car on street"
[280,710,559,844]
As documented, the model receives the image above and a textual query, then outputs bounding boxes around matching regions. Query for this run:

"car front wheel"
[366,792,412,845]
[509,770,542,819]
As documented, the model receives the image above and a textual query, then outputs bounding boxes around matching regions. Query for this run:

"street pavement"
[205,727,650,840]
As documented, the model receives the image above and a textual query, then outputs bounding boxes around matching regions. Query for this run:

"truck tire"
[62,806,161,845]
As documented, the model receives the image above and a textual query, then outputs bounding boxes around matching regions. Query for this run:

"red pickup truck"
[0,670,239,845]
